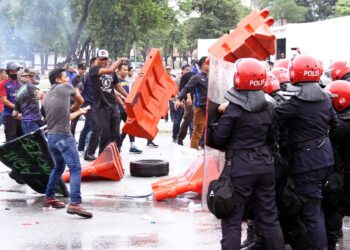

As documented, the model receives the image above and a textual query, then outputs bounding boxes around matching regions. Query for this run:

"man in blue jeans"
[42,68,92,218]
[13,68,44,133]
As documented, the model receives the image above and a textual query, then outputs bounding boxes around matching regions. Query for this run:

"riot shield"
[202,55,235,208]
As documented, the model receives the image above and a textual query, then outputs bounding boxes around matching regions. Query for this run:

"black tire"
[130,159,169,177]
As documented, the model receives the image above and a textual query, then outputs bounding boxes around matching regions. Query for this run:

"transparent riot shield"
[202,54,235,208]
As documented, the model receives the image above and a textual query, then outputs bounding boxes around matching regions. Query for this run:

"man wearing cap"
[0,62,23,141]
[89,49,128,155]
[0,62,24,184]
[13,68,44,134]
[70,63,87,138]
[0,68,7,126]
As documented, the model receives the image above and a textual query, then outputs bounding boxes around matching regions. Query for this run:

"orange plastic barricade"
[208,8,275,63]
[122,48,178,139]
[62,143,124,182]
[151,156,219,201]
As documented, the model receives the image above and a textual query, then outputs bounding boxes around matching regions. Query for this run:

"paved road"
[0,120,349,249]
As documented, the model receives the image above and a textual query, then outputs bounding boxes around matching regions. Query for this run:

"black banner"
[0,128,69,197]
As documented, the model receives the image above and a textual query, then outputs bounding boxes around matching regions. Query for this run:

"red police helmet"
[270,67,290,85]
[263,73,280,94]
[289,54,323,84]
[234,58,267,91]
[325,80,350,111]
[326,61,350,80]
[274,59,290,69]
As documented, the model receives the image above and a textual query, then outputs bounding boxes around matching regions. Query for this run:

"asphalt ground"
[0,120,349,249]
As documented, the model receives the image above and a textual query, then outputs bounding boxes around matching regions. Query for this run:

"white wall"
[198,15,350,68]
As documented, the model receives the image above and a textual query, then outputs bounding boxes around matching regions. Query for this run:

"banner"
[0,128,69,196]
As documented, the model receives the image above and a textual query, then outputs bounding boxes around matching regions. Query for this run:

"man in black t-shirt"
[89,49,128,155]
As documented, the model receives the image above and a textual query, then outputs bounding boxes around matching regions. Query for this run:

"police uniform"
[212,88,284,250]
[323,80,350,249]
[275,82,337,250]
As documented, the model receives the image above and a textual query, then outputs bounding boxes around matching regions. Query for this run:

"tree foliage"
[334,0,350,16]
[295,0,337,21]
[259,0,307,22]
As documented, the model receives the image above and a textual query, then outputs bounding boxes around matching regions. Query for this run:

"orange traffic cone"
[152,156,219,201]
[62,143,124,182]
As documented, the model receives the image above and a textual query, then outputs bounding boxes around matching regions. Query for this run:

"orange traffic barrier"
[122,48,178,139]
[208,8,275,62]
[152,156,219,201]
[62,143,124,182]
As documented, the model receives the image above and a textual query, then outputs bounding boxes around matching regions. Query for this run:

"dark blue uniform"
[275,85,337,250]
[212,98,284,250]
[326,114,350,248]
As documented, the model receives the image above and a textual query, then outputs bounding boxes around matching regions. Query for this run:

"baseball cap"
[78,63,87,69]
[6,61,22,71]
[97,50,109,59]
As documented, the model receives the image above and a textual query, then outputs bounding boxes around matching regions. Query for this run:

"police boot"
[327,231,338,250]
[241,222,255,249]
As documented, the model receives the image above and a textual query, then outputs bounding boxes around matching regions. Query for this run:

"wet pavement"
[1,121,350,249]
[0,121,222,250]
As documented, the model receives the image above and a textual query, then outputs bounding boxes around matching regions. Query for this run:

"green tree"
[296,0,337,21]
[88,0,171,59]
[179,0,246,39]
[259,0,307,22]
[334,0,350,16]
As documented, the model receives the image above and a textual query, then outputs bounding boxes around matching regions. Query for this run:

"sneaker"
[43,197,65,209]
[67,203,93,218]
[84,154,96,161]
[146,141,158,148]
[129,146,142,154]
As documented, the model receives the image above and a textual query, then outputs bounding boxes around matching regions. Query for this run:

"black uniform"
[211,88,284,250]
[325,110,350,248]
[275,82,338,250]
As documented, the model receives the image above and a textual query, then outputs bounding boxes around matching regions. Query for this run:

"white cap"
[97,49,109,58]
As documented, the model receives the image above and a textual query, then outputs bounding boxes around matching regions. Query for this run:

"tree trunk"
[44,49,49,70]
[78,37,91,63]
[54,47,58,68]
[40,48,45,74]
[64,0,93,63]
[85,42,90,65]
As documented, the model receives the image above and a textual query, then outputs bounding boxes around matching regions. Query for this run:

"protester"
[175,56,209,149]
[77,58,97,160]
[118,63,142,153]
[170,65,190,143]
[42,68,92,218]
[0,62,24,184]
[176,71,195,146]
[0,68,8,126]
[210,58,284,249]
[70,63,87,138]
[126,66,136,89]
[66,65,77,86]
[89,49,127,154]
[13,68,44,134]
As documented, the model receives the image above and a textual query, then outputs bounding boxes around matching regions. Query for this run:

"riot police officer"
[275,54,338,250]
[211,58,284,250]
[326,60,350,82]
[324,80,350,249]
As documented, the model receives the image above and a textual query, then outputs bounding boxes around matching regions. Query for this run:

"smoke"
[0,0,72,70]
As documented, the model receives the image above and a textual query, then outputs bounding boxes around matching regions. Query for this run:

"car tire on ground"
[130,159,169,177]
